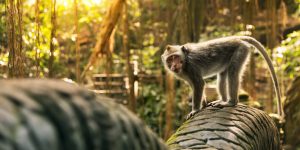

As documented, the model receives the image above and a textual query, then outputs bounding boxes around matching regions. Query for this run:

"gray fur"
[161,36,283,119]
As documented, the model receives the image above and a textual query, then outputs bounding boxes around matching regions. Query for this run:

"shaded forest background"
[0,0,300,145]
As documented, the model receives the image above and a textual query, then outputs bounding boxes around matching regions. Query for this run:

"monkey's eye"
[166,56,173,63]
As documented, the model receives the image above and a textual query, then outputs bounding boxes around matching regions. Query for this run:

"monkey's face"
[161,45,186,74]
[166,55,183,73]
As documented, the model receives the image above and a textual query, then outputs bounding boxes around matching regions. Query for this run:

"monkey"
[161,36,283,120]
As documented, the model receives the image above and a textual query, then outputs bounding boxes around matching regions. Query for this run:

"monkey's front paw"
[208,100,236,108]
[186,110,199,120]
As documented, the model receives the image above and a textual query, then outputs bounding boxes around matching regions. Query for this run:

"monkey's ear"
[181,46,189,54]
[166,45,171,51]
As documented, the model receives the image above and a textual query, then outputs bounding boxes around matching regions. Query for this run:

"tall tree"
[230,0,237,26]
[104,29,114,92]
[163,0,178,140]
[242,0,257,100]
[265,0,278,113]
[49,0,56,78]
[177,0,206,44]
[164,71,175,140]
[186,0,206,42]
[35,0,40,77]
[6,0,25,78]
[123,0,136,113]
[74,0,80,82]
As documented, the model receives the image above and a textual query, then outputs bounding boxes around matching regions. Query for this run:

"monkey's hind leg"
[210,47,249,108]
[208,71,228,106]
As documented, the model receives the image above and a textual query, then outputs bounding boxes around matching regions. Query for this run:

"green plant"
[276,31,300,79]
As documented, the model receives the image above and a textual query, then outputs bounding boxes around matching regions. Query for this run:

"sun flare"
[26,0,103,7]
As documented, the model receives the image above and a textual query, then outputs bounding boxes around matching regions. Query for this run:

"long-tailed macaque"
[161,36,283,119]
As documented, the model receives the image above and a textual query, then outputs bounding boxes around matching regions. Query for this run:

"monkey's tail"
[240,36,284,119]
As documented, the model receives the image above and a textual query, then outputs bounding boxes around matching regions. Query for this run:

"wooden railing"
[91,73,161,103]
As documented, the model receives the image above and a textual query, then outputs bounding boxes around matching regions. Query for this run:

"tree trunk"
[242,0,257,100]
[230,0,237,26]
[167,104,281,150]
[81,0,125,79]
[284,76,300,149]
[74,0,80,83]
[104,30,114,93]
[163,0,178,140]
[123,0,136,113]
[164,72,175,140]
[6,0,25,78]
[186,0,205,42]
[35,0,40,77]
[265,0,278,113]
[49,0,56,78]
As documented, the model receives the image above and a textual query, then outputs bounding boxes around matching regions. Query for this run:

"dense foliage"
[277,31,300,78]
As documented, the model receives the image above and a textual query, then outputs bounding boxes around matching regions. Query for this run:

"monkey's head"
[161,45,189,74]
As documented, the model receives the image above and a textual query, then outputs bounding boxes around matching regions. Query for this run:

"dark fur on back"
[183,40,242,78]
